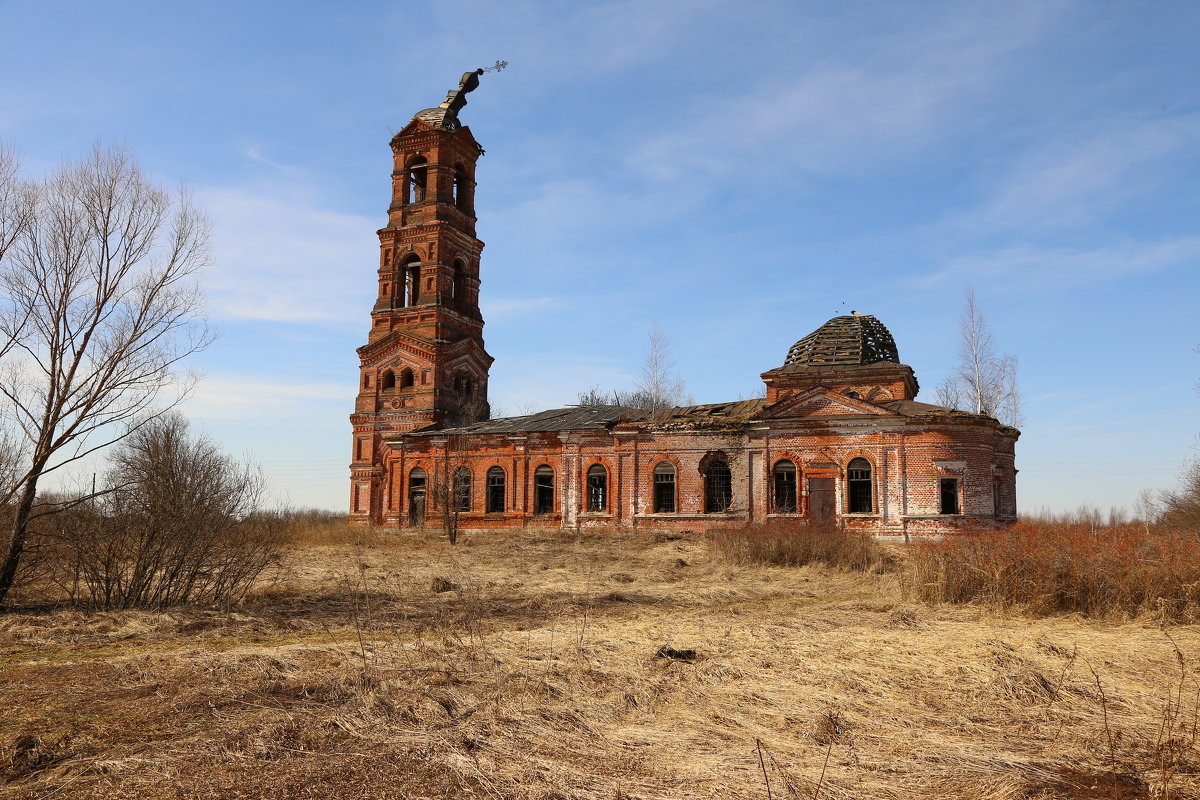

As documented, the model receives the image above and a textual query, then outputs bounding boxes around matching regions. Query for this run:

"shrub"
[905,520,1200,621]
[49,414,284,609]
[709,520,885,572]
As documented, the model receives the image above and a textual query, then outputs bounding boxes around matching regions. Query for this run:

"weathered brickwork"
[349,80,1020,536]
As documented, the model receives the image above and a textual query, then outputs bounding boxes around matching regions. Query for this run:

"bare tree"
[936,289,1022,427]
[577,324,692,411]
[636,323,690,411]
[0,144,212,605]
[0,142,31,266]
[56,414,279,609]
[430,440,470,545]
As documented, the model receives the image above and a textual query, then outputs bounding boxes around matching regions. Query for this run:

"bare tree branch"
[0,144,213,605]
[577,324,692,411]
[935,288,1022,427]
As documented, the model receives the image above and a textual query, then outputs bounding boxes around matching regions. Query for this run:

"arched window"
[451,259,468,305]
[703,459,733,513]
[533,465,554,515]
[399,259,420,307]
[587,464,607,512]
[408,467,427,526]
[380,369,395,391]
[847,457,873,513]
[453,467,472,513]
[398,368,414,390]
[406,157,427,204]
[652,462,676,513]
[773,459,797,513]
[453,164,470,212]
[486,466,505,513]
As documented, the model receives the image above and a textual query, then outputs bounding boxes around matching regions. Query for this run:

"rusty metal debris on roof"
[409,66,494,131]
[783,314,899,367]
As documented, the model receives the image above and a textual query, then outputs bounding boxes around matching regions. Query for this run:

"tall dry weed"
[709,520,886,572]
[905,520,1200,621]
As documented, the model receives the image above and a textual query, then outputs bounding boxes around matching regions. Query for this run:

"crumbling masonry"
[349,73,1019,536]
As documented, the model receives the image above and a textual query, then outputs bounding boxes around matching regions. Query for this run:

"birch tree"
[0,143,212,605]
[577,324,691,411]
[936,289,1022,427]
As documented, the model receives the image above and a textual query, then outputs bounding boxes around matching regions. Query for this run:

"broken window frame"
[486,466,505,513]
[406,157,427,204]
[703,459,733,513]
[847,457,873,514]
[652,462,676,514]
[453,467,472,513]
[772,459,798,513]
[586,464,607,512]
[533,465,554,515]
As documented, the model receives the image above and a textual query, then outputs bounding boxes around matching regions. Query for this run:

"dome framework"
[784,313,899,367]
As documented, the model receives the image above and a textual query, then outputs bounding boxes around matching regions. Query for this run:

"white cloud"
[955,115,1200,232]
[482,296,565,317]
[182,376,349,420]
[919,236,1200,290]
[195,184,377,325]
[629,4,1057,182]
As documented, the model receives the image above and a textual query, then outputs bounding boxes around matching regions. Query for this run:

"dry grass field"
[2,524,1199,799]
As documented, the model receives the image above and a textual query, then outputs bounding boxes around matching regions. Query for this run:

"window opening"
[399,368,414,389]
[402,262,420,306]
[773,460,797,513]
[408,467,427,527]
[847,457,873,513]
[534,465,554,515]
[454,165,470,212]
[940,477,960,514]
[380,370,395,391]
[653,462,676,513]
[704,459,733,513]
[453,467,472,513]
[993,479,1001,517]
[587,465,607,512]
[406,158,427,204]
[452,260,467,305]
[486,467,505,513]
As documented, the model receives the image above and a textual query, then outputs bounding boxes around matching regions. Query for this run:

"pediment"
[357,331,436,365]
[760,387,896,419]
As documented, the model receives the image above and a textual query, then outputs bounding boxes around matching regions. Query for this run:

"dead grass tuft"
[905,520,1200,622]
[709,519,887,572]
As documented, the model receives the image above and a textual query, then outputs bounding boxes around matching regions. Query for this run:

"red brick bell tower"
[349,70,494,522]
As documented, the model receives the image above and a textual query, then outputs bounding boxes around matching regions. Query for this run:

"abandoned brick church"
[349,72,1019,536]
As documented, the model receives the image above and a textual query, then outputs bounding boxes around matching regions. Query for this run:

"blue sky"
[2,0,1197,514]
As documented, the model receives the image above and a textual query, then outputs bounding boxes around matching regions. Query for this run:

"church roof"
[783,313,899,367]
[415,405,633,436]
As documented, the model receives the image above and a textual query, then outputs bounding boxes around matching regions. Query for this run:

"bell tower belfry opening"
[349,70,495,523]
